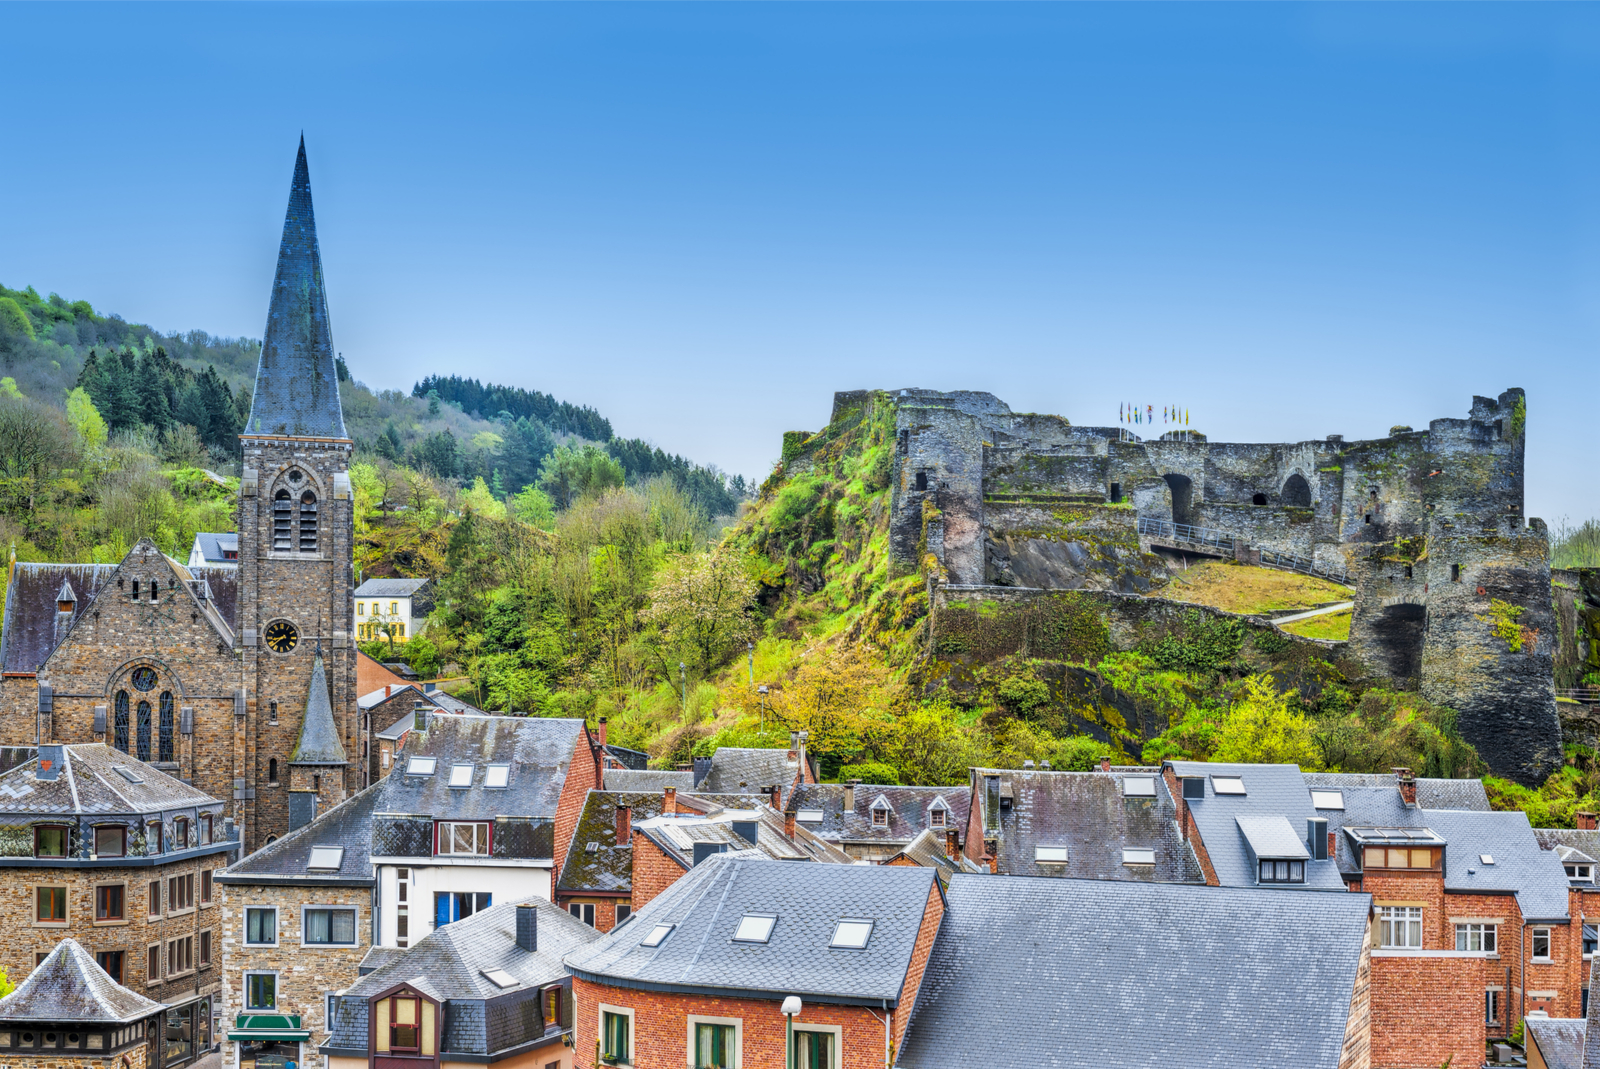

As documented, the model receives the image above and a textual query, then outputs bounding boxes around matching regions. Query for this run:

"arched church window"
[299,491,319,552]
[114,692,129,754]
[158,692,174,763]
[136,701,152,762]
[273,490,293,551]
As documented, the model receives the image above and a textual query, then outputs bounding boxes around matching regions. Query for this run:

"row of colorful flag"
[1120,404,1190,426]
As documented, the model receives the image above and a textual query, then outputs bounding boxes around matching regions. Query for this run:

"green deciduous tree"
[1212,675,1324,768]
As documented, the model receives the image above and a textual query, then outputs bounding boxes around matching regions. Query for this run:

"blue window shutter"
[435,893,450,928]
[483,893,491,910]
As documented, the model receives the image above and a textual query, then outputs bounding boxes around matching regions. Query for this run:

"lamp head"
[781,996,802,1017]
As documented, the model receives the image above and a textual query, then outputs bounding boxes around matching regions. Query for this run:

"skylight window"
[796,809,825,822]
[406,757,437,776]
[307,846,344,870]
[1122,848,1156,865]
[1122,777,1157,798]
[732,914,777,943]
[1310,790,1344,810]
[1211,776,1246,796]
[1480,854,1495,865]
[830,920,874,949]
[484,764,510,789]
[448,763,474,788]
[1035,846,1069,863]
[112,766,143,784]
[640,924,674,947]
[482,969,518,989]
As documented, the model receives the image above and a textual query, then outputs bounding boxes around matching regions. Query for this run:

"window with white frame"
[1532,927,1552,961]
[1379,906,1423,949]
[245,907,278,946]
[437,822,490,856]
[304,906,358,946]
[600,1005,633,1067]
[688,1015,740,1069]
[1455,923,1497,953]
[1567,863,1594,882]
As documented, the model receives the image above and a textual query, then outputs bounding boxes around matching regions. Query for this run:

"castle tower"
[235,137,356,849]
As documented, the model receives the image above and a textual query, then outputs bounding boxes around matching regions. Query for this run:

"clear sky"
[2,3,1596,523]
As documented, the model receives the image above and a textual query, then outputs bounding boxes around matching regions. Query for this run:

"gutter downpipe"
[1521,920,1528,1029]
[864,1002,891,1069]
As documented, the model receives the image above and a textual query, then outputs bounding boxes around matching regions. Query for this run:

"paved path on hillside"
[1272,602,1354,625]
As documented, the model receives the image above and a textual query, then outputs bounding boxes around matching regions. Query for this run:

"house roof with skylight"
[218,779,382,886]
[555,789,669,897]
[380,714,589,822]
[897,875,1373,1069]
[967,766,1204,883]
[563,853,943,1006]
[1165,761,1346,891]
[786,783,971,846]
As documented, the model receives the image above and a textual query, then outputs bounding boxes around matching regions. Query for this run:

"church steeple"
[247,135,347,439]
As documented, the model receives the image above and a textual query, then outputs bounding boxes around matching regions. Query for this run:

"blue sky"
[2,3,1596,522]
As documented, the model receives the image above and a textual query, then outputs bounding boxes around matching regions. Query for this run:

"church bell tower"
[235,136,355,849]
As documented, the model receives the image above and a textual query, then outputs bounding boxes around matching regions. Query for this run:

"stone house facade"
[0,744,235,1068]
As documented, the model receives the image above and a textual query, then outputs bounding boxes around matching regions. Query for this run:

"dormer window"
[57,600,73,614]
[871,807,889,827]
[1258,859,1305,883]
[929,808,947,828]
[1568,864,1594,883]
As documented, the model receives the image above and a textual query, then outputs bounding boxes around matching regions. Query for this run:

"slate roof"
[886,828,984,880]
[0,743,222,819]
[427,691,482,715]
[292,653,347,765]
[189,564,239,632]
[380,715,588,822]
[1167,762,1345,890]
[0,562,113,673]
[1302,772,1491,811]
[604,769,692,793]
[355,578,430,597]
[788,783,970,848]
[1535,828,1600,862]
[218,780,381,884]
[189,532,237,564]
[1527,1017,1587,1069]
[897,875,1371,1069]
[326,899,600,1057]
[564,854,941,1005]
[633,802,855,867]
[556,790,667,895]
[0,938,164,1024]
[247,137,347,439]
[972,767,1204,883]
[699,747,801,793]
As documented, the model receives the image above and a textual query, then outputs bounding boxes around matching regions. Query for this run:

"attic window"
[796,809,825,822]
[112,766,143,784]
[448,763,474,788]
[871,807,889,827]
[585,842,600,853]
[1122,848,1156,866]
[1035,846,1069,863]
[1210,776,1246,796]
[1567,864,1594,882]
[1479,854,1495,866]
[307,846,344,871]
[482,969,518,989]
[929,808,947,828]
[484,764,510,789]
[1311,790,1345,810]
[732,913,777,943]
[640,924,674,947]
[1122,777,1157,798]
[406,757,437,776]
[830,920,874,949]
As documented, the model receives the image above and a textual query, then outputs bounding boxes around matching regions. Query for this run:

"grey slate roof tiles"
[563,854,939,1005]
[354,578,431,597]
[248,137,347,439]
[219,780,381,883]
[0,743,222,819]
[190,532,238,564]
[0,562,113,673]
[381,715,586,823]
[896,874,1372,1069]
[291,653,348,764]
[1167,761,1346,890]
[0,938,164,1024]
[604,769,693,793]
[556,790,667,895]
[1301,771,1491,810]
[698,747,800,793]
[1528,1016,1587,1069]
[787,783,970,848]
[974,767,1204,883]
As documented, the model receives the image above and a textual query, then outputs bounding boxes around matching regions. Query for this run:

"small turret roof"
[292,652,348,765]
[0,939,163,1024]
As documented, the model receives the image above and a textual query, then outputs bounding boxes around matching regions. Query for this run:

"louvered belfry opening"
[299,491,319,552]
[273,490,293,551]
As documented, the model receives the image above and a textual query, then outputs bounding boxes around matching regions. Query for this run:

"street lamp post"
[781,996,802,1069]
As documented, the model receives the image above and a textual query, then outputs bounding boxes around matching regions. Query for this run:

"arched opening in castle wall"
[1282,473,1312,507]
[1162,473,1194,527]
[1371,602,1427,681]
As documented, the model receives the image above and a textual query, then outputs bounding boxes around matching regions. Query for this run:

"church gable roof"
[247,136,347,439]
[0,563,114,674]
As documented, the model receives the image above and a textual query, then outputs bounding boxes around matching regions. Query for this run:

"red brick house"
[563,855,943,1069]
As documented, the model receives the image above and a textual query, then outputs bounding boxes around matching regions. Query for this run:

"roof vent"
[35,744,63,782]
[693,842,728,866]
[730,821,759,848]
[515,903,537,953]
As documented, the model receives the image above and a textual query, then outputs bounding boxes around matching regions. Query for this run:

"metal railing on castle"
[1137,517,1349,585]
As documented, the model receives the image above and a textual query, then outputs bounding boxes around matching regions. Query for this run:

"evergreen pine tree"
[134,351,173,432]
[99,347,139,433]
[176,381,210,441]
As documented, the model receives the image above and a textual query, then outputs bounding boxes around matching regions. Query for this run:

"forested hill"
[414,375,612,441]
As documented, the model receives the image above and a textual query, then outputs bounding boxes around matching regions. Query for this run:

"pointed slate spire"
[248,135,348,438]
[291,652,347,765]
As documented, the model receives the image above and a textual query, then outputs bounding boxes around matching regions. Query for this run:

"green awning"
[228,1015,309,1041]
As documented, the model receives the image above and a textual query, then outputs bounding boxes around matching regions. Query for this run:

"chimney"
[36,744,63,782]
[1394,767,1417,807]
[615,805,631,845]
[515,903,537,952]
[987,853,998,875]
[794,731,809,778]
[1099,756,1112,773]
[1579,812,1598,831]
[386,685,392,698]
[597,716,608,748]
[1329,831,1338,859]
[766,784,782,810]
[784,807,796,841]
[945,829,960,860]
[664,787,677,815]
[843,780,859,811]
[731,820,759,848]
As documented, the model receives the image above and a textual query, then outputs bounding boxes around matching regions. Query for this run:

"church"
[0,139,358,851]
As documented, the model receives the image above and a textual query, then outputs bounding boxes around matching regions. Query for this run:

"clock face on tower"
[264,620,299,654]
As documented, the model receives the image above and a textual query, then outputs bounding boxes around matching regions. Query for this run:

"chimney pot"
[1579,812,1598,831]
[615,805,631,845]
[1393,767,1417,806]
[767,784,781,809]
[515,903,537,952]
[664,786,677,815]
[945,828,960,860]
[784,808,796,840]
[1099,756,1112,773]
[385,685,391,698]
[597,716,608,747]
